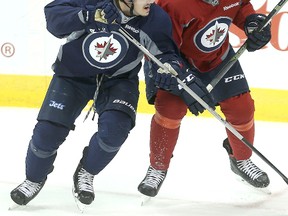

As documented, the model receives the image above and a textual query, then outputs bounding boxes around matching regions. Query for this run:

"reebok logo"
[49,100,65,110]
[124,24,139,33]
[223,2,240,11]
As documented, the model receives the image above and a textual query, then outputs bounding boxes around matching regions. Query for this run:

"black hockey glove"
[244,14,271,52]
[171,70,215,116]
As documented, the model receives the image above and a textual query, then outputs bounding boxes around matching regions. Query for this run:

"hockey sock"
[226,123,254,160]
[25,121,69,182]
[26,141,56,182]
[220,93,255,160]
[149,115,180,170]
[83,111,132,175]
[83,132,120,175]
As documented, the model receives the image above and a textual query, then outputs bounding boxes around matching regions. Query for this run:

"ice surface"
[1,107,288,216]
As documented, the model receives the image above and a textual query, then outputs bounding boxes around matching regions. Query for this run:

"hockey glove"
[244,14,271,52]
[101,2,121,24]
[83,2,120,32]
[171,70,215,116]
[155,62,179,90]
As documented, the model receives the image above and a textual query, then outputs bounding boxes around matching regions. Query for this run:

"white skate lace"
[143,166,166,189]
[18,180,42,197]
[237,159,264,180]
[77,168,94,193]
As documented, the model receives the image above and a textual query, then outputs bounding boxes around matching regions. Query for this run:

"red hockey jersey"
[157,0,255,72]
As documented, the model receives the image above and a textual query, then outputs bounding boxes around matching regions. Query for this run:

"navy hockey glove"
[155,62,179,90]
[171,70,215,116]
[244,14,271,52]
[101,2,121,24]
[83,2,120,32]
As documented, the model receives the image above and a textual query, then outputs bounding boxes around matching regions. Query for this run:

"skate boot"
[138,166,167,197]
[10,179,46,205]
[73,151,95,205]
[223,138,270,188]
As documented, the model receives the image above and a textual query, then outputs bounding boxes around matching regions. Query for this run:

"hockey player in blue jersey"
[10,0,214,207]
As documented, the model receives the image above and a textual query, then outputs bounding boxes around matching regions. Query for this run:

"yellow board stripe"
[1,74,287,122]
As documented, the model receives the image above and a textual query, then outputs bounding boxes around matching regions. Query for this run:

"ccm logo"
[178,74,195,90]
[224,74,245,83]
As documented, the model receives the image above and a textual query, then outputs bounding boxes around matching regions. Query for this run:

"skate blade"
[8,203,26,211]
[140,195,151,206]
[235,176,272,195]
[72,187,87,213]
[257,187,272,195]
[74,198,87,213]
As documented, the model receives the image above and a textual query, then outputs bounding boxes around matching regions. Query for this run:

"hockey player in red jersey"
[138,0,272,197]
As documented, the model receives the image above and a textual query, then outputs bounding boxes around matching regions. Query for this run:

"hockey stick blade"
[206,0,288,92]
[118,26,288,185]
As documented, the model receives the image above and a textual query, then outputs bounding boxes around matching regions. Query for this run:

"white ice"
[1,107,288,216]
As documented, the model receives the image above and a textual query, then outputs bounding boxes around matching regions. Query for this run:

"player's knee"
[155,90,187,120]
[97,111,132,149]
[31,120,70,152]
[29,140,57,158]
[220,92,255,126]
[154,111,182,129]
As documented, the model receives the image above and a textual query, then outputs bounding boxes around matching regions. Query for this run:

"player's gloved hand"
[155,63,178,90]
[101,1,121,24]
[83,2,120,32]
[94,9,120,32]
[244,13,271,52]
[171,70,215,116]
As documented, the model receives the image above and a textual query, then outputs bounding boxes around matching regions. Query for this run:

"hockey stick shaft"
[118,27,288,184]
[206,0,288,92]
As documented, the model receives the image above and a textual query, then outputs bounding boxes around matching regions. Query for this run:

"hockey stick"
[206,0,288,92]
[118,27,288,184]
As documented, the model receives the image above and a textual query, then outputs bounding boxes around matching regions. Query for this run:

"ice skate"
[138,165,167,197]
[73,162,95,206]
[10,179,46,206]
[229,157,270,188]
[223,138,270,188]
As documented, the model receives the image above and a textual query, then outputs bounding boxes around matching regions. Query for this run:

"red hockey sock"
[149,115,180,170]
[226,123,254,160]
[220,93,255,160]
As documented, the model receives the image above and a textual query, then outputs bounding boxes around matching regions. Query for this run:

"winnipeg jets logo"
[83,31,129,69]
[194,17,232,53]
[206,21,226,45]
[95,35,117,60]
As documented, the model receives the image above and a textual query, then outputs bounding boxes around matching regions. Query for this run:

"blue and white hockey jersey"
[44,0,182,78]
